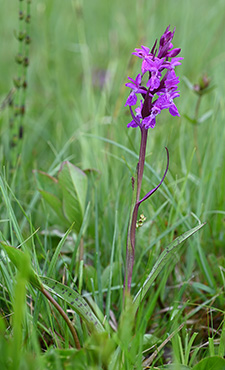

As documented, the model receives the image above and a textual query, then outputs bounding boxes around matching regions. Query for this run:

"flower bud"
[19,11,24,20]
[13,77,22,88]
[15,53,23,64]
[18,30,26,41]
[23,57,29,67]
[25,35,31,44]
[25,14,31,23]
[23,80,27,89]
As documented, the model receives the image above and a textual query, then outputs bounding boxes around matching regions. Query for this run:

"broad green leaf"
[58,162,88,233]
[41,277,105,333]
[192,356,225,370]
[133,223,206,311]
[59,162,88,215]
[0,242,42,290]
[34,170,61,198]
[39,190,66,224]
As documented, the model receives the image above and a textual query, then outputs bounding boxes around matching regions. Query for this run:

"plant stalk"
[124,127,148,294]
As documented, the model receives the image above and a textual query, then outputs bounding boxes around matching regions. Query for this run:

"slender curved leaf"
[133,222,206,311]
[41,277,105,333]
[47,224,74,277]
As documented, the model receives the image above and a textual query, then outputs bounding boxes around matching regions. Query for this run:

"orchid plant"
[124,26,183,293]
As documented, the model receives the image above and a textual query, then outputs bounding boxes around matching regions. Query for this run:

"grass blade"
[105,210,118,320]
[0,242,42,290]
[47,224,74,277]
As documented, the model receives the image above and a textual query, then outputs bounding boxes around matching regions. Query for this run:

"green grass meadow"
[0,0,225,369]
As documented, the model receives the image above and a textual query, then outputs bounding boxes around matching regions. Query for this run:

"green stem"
[136,128,148,202]
[124,128,148,294]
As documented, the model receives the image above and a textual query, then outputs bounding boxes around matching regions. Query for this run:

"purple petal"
[127,119,139,128]
[125,82,136,89]
[142,116,155,129]
[125,92,137,106]
[136,73,142,85]
[127,105,142,128]
[133,45,150,59]
[146,76,161,91]
[167,57,183,69]
[167,48,181,57]
[169,103,180,116]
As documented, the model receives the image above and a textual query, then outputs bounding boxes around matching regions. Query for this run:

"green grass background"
[0,0,225,368]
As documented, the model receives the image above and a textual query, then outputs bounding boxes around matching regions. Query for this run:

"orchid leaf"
[41,277,106,333]
[133,222,206,312]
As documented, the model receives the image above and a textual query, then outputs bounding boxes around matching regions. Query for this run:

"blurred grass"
[0,0,225,368]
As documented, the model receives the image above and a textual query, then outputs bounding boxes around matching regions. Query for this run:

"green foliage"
[159,365,191,370]
[35,161,88,233]
[0,242,42,289]
[41,277,106,333]
[192,356,225,370]
[133,222,206,312]
[1,0,225,368]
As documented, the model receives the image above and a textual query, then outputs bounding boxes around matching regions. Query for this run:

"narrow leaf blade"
[47,224,74,277]
[133,223,206,311]
[41,277,105,332]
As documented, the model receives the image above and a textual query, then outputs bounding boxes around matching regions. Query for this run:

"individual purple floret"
[125,26,183,129]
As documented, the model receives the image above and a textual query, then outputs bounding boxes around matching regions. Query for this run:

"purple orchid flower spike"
[124,26,182,296]
[125,25,183,130]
